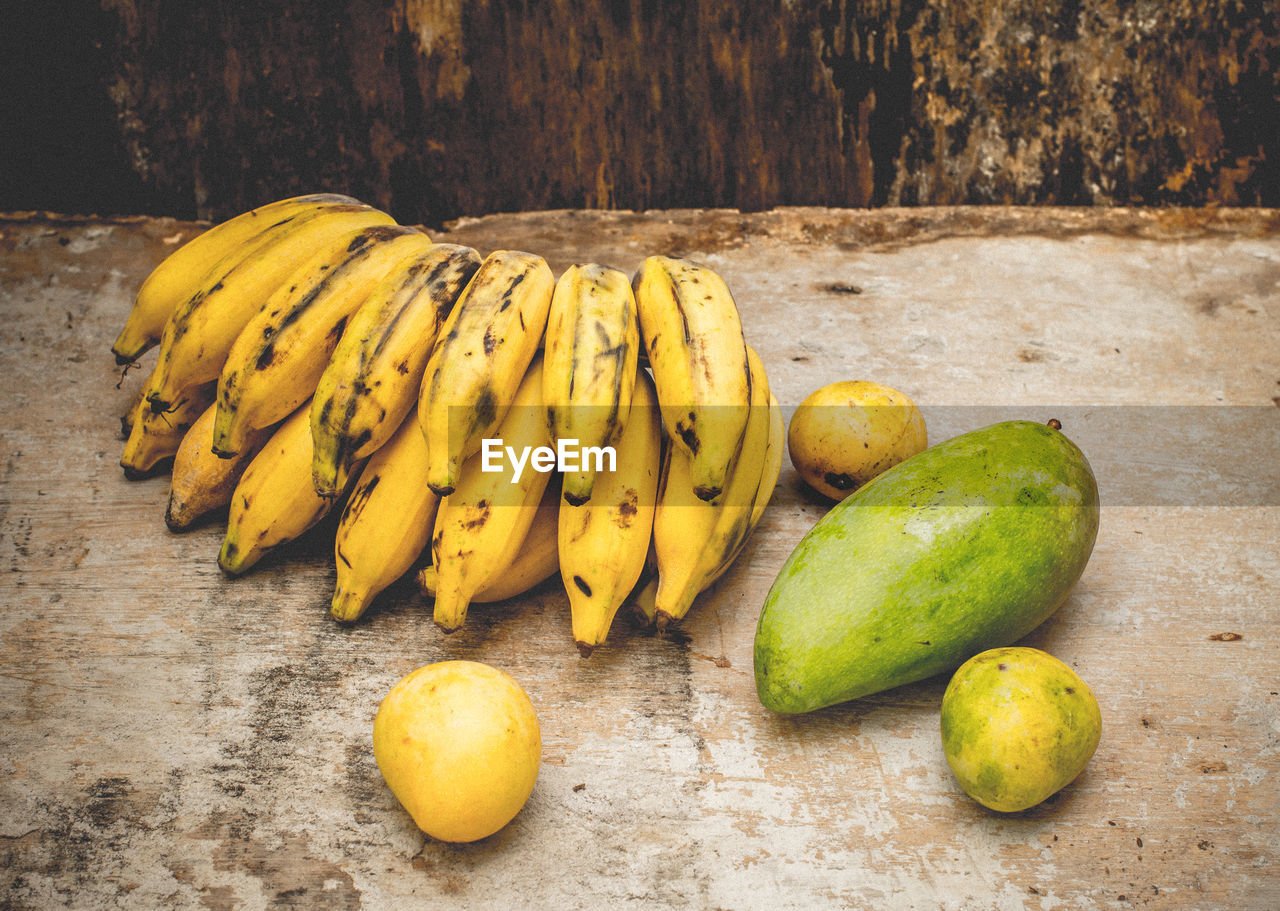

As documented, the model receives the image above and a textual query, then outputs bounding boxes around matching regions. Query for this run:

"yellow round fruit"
[787,380,927,500]
[373,660,541,843]
[941,647,1101,812]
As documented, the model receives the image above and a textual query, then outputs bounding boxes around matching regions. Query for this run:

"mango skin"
[787,380,928,500]
[941,647,1101,812]
[754,420,1098,714]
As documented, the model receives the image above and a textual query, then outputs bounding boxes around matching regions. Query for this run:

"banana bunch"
[113,194,777,654]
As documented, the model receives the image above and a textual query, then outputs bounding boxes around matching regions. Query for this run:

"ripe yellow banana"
[120,379,216,479]
[218,401,359,576]
[331,407,439,623]
[652,345,771,628]
[635,391,780,629]
[143,204,397,416]
[633,255,751,502]
[419,479,560,604]
[112,193,363,364]
[558,369,661,656]
[542,263,640,505]
[310,243,482,497]
[691,390,784,590]
[418,250,554,496]
[212,225,430,458]
[429,356,553,632]
[166,401,274,531]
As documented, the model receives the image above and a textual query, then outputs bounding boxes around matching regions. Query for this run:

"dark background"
[2,0,1277,226]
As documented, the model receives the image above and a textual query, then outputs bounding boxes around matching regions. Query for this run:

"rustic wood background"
[3,0,1278,223]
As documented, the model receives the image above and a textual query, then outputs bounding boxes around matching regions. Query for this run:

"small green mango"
[941,647,1101,812]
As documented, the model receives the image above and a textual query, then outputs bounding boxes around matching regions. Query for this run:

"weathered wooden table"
[2,207,1277,910]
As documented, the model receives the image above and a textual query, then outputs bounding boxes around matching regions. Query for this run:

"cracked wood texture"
[1,206,1279,909]
[2,1,1278,223]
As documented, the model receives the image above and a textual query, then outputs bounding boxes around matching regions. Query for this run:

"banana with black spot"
[419,478,561,606]
[427,355,553,632]
[112,193,364,364]
[417,250,554,496]
[212,225,429,458]
[120,378,216,479]
[166,401,276,531]
[652,345,771,628]
[330,406,441,621]
[143,203,398,417]
[311,243,482,498]
[542,263,640,505]
[632,255,751,502]
[218,401,361,576]
[557,369,661,656]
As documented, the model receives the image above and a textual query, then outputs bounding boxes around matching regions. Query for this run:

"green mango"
[754,420,1099,714]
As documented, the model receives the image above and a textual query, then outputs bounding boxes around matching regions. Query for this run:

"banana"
[310,243,482,497]
[752,392,785,528]
[629,571,659,629]
[166,401,274,531]
[542,263,640,505]
[652,345,771,628]
[632,255,752,502]
[330,407,440,623]
[689,390,784,591]
[428,356,553,632]
[637,391,780,630]
[558,369,661,656]
[212,225,430,458]
[417,250,554,496]
[143,203,397,416]
[120,379,216,479]
[119,387,145,439]
[218,401,359,576]
[419,479,561,604]
[112,193,364,364]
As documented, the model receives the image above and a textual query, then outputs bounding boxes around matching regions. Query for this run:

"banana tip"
[631,604,657,628]
[330,589,368,623]
[121,460,167,481]
[427,482,455,497]
[575,641,596,659]
[693,485,722,502]
[563,491,591,507]
[217,541,247,577]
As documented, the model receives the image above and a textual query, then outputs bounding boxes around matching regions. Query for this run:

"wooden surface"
[1,206,1278,909]
[6,2,1279,222]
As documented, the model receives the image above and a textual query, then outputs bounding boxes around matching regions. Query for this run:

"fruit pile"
[114,194,781,655]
